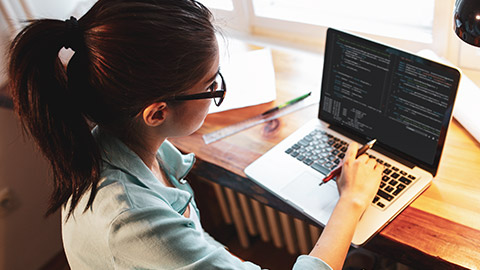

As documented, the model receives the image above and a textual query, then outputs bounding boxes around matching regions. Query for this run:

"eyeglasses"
[165,72,226,107]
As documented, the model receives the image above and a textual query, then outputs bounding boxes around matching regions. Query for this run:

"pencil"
[319,139,377,185]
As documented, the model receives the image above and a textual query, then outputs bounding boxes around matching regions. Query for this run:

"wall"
[0,12,10,86]
[0,107,62,270]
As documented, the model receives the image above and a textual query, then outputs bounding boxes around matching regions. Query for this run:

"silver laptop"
[244,28,461,246]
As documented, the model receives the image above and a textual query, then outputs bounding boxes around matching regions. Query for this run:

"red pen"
[319,139,377,185]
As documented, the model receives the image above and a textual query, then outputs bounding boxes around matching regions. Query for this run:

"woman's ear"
[142,102,168,127]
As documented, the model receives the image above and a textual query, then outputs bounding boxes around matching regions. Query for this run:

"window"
[251,0,434,43]
[200,0,458,64]
[200,0,233,11]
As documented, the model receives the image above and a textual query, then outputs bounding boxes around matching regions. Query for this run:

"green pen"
[261,92,312,116]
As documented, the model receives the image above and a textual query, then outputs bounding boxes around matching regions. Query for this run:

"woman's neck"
[126,136,174,187]
[127,135,164,169]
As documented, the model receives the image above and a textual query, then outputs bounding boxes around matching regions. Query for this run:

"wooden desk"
[170,46,480,270]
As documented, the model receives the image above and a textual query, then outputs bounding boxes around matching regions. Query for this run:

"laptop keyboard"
[284,129,418,210]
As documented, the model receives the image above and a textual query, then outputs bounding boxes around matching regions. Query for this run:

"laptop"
[244,28,461,246]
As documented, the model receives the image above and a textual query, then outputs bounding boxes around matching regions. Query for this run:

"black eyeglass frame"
[165,72,226,107]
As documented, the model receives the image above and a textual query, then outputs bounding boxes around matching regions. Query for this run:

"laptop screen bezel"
[318,28,461,176]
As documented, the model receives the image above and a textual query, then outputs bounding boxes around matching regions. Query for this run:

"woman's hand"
[336,142,383,211]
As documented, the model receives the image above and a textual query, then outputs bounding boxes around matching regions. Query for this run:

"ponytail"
[8,18,101,218]
[8,0,217,218]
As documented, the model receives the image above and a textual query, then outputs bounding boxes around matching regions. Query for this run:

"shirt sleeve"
[293,255,333,270]
[108,205,330,270]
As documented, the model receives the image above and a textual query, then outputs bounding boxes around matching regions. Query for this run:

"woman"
[8,0,382,269]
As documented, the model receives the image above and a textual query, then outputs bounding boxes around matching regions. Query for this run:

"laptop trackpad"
[280,171,338,219]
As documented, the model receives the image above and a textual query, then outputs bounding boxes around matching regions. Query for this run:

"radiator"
[211,182,323,255]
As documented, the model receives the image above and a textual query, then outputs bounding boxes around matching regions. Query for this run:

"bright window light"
[252,0,435,42]
[198,0,234,11]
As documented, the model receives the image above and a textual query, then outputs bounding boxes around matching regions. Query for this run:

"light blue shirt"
[62,127,331,269]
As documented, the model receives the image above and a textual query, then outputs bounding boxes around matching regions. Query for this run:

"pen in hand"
[319,139,377,186]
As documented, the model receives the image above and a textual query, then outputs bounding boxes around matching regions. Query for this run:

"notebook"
[244,28,461,246]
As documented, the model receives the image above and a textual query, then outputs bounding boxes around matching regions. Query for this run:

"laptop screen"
[319,28,460,175]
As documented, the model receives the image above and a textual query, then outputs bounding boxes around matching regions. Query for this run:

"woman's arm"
[308,142,383,270]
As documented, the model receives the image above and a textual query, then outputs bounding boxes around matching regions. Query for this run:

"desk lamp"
[454,0,480,47]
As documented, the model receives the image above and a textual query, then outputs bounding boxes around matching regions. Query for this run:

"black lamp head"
[454,0,480,47]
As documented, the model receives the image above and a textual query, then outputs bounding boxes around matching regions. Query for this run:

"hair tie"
[64,16,82,51]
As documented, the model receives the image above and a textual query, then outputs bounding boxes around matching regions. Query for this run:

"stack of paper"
[208,47,276,114]
[417,49,480,144]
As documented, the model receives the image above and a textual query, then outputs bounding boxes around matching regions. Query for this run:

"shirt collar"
[92,127,196,212]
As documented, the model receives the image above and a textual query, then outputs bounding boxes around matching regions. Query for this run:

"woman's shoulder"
[95,168,169,211]
[96,166,190,215]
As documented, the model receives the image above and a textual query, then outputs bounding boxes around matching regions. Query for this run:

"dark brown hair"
[8,0,217,217]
